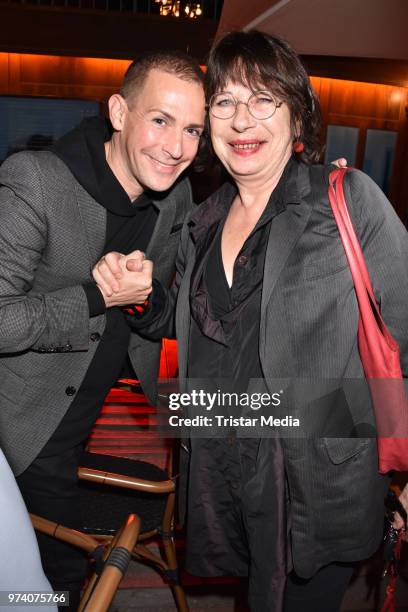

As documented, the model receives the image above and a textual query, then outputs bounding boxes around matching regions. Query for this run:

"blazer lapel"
[261,203,312,314]
[146,194,177,262]
[259,200,313,374]
[76,186,176,271]
[261,163,313,316]
[260,164,313,358]
[75,184,106,268]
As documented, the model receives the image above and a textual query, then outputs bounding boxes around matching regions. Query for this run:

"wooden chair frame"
[78,464,188,612]
[31,513,140,611]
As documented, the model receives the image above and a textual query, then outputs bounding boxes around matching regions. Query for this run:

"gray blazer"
[0,151,193,476]
[137,163,408,577]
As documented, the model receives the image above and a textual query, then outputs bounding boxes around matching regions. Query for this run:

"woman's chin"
[224,156,264,176]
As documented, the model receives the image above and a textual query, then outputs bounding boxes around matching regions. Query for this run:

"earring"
[293,140,304,153]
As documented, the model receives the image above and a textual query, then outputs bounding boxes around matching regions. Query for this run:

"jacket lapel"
[146,194,177,262]
[76,185,177,271]
[75,184,106,269]
[261,203,312,314]
[260,166,313,356]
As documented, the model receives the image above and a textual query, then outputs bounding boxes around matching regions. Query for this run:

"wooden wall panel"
[0,53,407,218]
[0,53,10,95]
[311,77,408,124]
[305,56,408,89]
[310,75,408,218]
[0,53,131,101]
[327,80,403,122]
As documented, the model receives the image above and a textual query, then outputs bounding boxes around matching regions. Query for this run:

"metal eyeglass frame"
[207,91,283,120]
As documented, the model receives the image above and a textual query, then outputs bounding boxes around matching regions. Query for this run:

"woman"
[96,31,408,611]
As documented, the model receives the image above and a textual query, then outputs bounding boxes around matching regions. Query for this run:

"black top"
[188,158,297,387]
[182,161,297,589]
[40,118,158,456]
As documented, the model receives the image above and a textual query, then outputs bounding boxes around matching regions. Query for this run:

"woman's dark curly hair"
[204,30,322,164]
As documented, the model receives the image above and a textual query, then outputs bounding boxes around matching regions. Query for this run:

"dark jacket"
[135,162,408,577]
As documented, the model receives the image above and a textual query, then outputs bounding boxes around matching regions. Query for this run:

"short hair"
[205,30,322,164]
[120,50,204,104]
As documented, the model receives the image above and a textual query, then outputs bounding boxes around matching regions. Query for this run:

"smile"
[148,157,179,173]
[229,141,264,155]
[233,143,258,149]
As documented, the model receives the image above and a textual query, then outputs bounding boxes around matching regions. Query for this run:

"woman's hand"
[392,483,408,541]
[331,158,348,168]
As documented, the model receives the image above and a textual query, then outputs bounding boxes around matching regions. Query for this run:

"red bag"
[328,168,408,473]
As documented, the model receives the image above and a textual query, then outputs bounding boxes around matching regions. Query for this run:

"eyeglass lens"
[210,92,279,119]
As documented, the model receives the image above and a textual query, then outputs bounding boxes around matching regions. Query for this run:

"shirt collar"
[189,156,303,242]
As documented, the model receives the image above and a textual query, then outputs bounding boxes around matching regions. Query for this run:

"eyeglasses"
[208,91,283,120]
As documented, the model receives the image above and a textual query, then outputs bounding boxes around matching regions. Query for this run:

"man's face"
[108,69,205,198]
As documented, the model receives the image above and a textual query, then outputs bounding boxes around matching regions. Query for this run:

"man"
[0,51,205,607]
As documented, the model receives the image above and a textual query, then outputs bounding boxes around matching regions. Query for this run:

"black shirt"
[188,158,298,387]
[183,161,297,587]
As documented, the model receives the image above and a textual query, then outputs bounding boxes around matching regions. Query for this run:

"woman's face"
[209,80,294,184]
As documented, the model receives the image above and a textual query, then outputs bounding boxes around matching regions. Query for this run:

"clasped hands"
[92,250,153,308]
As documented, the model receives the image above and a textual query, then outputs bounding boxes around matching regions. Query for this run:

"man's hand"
[331,157,348,168]
[92,250,153,307]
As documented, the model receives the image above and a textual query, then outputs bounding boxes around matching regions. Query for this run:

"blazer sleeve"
[0,152,91,353]
[345,169,408,375]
